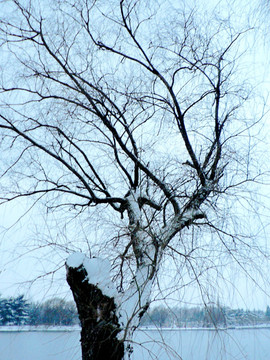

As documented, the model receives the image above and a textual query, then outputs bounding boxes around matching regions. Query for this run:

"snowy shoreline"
[139,324,270,331]
[0,325,81,332]
[1,324,270,332]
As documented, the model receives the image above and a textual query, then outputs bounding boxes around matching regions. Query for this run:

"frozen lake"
[1,327,270,360]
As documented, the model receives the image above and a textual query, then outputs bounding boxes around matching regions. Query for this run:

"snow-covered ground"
[140,324,270,331]
[0,325,81,332]
[1,323,270,332]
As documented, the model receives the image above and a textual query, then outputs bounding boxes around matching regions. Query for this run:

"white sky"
[0,0,270,311]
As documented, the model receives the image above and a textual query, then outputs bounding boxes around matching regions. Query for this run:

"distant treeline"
[142,305,270,328]
[1,294,270,328]
[0,295,78,326]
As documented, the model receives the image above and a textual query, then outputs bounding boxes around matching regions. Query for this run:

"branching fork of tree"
[0,1,266,359]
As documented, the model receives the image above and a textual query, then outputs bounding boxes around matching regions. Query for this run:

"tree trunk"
[66,262,125,360]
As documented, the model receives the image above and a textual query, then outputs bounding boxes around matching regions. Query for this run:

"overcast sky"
[0,0,270,310]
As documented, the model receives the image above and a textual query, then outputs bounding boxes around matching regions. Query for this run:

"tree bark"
[66,263,125,360]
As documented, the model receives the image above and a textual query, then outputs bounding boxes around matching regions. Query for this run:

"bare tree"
[0,1,267,359]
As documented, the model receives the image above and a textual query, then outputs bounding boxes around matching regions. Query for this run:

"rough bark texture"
[66,264,124,360]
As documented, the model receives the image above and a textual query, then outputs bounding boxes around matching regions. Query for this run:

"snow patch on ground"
[0,325,81,332]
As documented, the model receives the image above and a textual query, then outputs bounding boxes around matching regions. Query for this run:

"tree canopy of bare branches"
[0,1,268,359]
